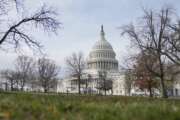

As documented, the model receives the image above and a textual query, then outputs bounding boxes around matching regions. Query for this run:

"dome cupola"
[93,25,113,50]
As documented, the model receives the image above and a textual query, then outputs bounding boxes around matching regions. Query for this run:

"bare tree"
[80,74,93,94]
[124,69,134,96]
[15,55,35,91]
[97,71,113,95]
[121,7,175,98]
[85,74,92,94]
[26,63,39,92]
[1,69,19,91]
[133,52,160,97]
[37,57,59,93]
[66,52,85,94]
[0,0,60,52]
[120,55,136,96]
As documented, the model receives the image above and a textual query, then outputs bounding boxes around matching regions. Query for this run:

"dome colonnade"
[87,25,118,71]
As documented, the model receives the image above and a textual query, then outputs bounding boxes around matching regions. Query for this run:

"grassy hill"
[0,92,180,120]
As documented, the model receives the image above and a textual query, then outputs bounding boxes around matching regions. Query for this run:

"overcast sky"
[0,0,180,76]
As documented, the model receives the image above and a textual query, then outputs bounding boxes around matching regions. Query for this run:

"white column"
[107,62,109,69]
[100,62,102,69]
[99,62,101,69]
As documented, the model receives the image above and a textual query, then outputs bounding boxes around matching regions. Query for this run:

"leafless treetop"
[0,0,61,53]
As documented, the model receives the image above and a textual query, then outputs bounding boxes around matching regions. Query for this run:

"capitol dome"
[87,25,118,71]
[92,37,113,50]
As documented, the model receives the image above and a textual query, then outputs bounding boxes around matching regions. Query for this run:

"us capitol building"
[58,26,126,95]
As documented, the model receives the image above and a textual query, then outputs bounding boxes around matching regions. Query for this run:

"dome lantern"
[100,25,105,41]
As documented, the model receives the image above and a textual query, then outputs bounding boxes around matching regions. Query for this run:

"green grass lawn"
[0,92,180,120]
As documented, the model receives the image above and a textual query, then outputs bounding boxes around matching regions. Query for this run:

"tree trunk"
[85,79,88,94]
[44,82,48,93]
[44,89,47,93]
[128,88,131,96]
[148,85,153,97]
[78,75,81,94]
[20,86,24,91]
[104,79,106,96]
[158,54,168,98]
[160,76,167,98]
[10,81,13,91]
[5,82,8,91]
